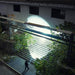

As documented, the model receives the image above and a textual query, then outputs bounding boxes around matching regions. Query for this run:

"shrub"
[34,41,68,75]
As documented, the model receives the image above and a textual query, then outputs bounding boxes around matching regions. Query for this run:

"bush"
[13,32,34,52]
[34,41,69,75]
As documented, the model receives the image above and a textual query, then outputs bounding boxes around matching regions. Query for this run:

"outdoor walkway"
[6,56,36,75]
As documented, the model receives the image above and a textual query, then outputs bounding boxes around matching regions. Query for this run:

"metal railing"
[0,16,75,66]
[0,16,74,44]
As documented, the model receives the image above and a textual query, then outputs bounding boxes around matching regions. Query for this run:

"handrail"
[0,16,73,35]
[0,20,71,42]
[25,22,72,34]
[0,16,25,23]
[0,16,75,44]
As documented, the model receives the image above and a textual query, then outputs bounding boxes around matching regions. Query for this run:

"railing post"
[67,33,74,67]
[8,22,13,40]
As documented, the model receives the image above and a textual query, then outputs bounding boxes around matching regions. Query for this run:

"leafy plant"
[57,21,75,32]
[13,32,34,51]
[0,32,9,40]
[34,41,69,75]
[0,51,16,62]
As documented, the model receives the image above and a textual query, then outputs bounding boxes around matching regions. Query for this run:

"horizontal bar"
[0,16,75,45]
[11,26,75,46]
[25,22,72,34]
[0,20,74,43]
[17,27,69,45]
[0,16,25,23]
[26,28,65,41]
[9,24,75,45]
[11,24,66,41]
[0,16,73,34]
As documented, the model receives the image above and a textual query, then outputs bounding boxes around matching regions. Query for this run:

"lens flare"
[27,15,60,59]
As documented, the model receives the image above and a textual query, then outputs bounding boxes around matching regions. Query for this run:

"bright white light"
[14,29,18,32]
[52,31,61,35]
[27,15,51,34]
[27,15,49,26]
[27,15,51,59]
[27,15,60,59]
[30,53,41,59]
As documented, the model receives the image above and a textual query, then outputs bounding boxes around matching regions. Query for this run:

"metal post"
[67,33,74,67]
[8,22,13,40]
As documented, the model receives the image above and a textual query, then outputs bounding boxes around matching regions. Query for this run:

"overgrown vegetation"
[56,21,75,32]
[13,32,32,51]
[34,21,75,75]
[0,20,75,75]
[34,41,70,75]
[0,50,16,62]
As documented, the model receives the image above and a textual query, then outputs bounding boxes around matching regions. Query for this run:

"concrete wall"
[39,7,65,28]
[7,4,29,21]
[0,38,15,54]
[65,9,75,23]
[0,3,75,28]
[0,3,8,15]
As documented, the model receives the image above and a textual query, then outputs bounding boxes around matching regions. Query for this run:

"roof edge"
[0,1,75,9]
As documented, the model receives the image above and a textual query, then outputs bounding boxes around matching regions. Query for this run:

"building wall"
[65,9,75,23]
[0,3,8,15]
[39,7,64,28]
[0,3,75,28]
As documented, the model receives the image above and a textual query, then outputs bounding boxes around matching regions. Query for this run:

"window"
[51,8,65,19]
[13,4,21,12]
[29,6,39,15]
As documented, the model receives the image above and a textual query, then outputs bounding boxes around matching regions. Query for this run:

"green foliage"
[14,32,33,51]
[56,21,75,32]
[0,32,8,40]
[3,55,12,62]
[34,41,68,75]
[0,51,16,62]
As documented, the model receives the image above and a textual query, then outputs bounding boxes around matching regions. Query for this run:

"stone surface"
[7,56,36,75]
[0,63,20,75]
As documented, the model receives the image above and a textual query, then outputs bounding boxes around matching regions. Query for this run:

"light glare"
[27,15,60,59]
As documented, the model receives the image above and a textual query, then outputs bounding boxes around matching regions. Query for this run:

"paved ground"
[6,56,36,75]
[0,65,18,75]
[28,35,52,59]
